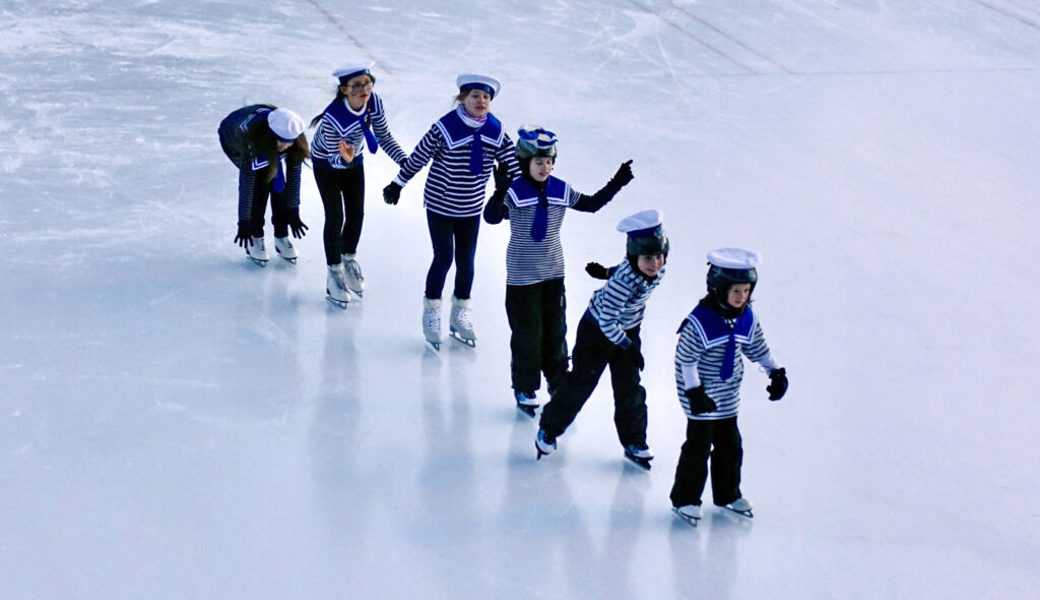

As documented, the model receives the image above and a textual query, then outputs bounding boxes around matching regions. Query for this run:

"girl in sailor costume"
[310,62,409,306]
[535,209,666,468]
[670,248,788,523]
[483,125,634,415]
[218,105,310,266]
[382,74,520,348]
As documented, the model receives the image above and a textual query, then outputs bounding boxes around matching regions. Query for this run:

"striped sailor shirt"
[587,260,664,347]
[674,302,778,420]
[310,92,407,170]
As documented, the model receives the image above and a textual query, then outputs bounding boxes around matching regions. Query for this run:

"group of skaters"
[217,63,790,524]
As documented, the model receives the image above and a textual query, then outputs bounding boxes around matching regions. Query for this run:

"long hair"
[258,129,310,183]
[310,87,347,128]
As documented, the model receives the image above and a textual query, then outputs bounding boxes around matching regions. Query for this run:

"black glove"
[585,262,611,280]
[609,159,634,188]
[288,211,308,239]
[683,385,717,415]
[767,367,788,401]
[234,220,253,248]
[630,337,644,372]
[493,162,513,194]
[383,181,402,205]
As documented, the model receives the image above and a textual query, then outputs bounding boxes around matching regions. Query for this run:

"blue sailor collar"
[507,176,569,208]
[322,94,376,134]
[686,304,755,348]
[435,108,504,149]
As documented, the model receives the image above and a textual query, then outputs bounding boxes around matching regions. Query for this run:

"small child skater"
[535,209,667,469]
[483,125,634,416]
[670,248,788,524]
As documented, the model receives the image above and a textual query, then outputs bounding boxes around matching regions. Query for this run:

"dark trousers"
[314,165,365,265]
[539,313,647,448]
[506,279,568,395]
[669,417,743,507]
[247,175,290,238]
[425,212,480,300]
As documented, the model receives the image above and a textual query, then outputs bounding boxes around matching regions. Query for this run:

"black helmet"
[516,125,558,160]
[626,225,669,257]
[706,263,757,296]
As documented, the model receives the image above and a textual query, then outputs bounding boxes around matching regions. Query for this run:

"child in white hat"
[382,73,520,349]
[309,61,410,306]
[535,209,666,469]
[218,105,310,265]
[670,248,788,524]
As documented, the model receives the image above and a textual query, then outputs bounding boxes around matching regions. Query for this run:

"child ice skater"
[483,125,633,416]
[535,209,666,469]
[670,248,788,524]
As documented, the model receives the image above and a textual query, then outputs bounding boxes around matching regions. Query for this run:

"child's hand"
[338,140,355,163]
[684,386,717,415]
[585,262,611,280]
[767,367,788,401]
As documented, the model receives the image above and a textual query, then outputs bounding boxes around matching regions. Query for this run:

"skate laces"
[424,306,441,331]
[345,259,364,282]
[330,267,348,289]
[452,305,474,329]
[251,237,266,252]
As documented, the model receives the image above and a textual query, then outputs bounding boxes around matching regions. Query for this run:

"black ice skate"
[535,429,556,460]
[623,443,654,470]
[514,390,538,418]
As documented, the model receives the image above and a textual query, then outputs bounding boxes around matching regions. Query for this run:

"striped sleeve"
[394,125,440,186]
[282,160,302,209]
[237,168,256,222]
[370,97,408,166]
[592,270,638,347]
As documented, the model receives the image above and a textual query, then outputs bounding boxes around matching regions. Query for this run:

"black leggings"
[314,165,365,265]
[247,175,290,238]
[425,211,480,300]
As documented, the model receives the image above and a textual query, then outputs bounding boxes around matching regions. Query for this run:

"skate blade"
[248,256,269,267]
[424,339,442,353]
[276,254,297,265]
[623,452,653,470]
[672,508,700,527]
[516,404,538,418]
[449,330,476,348]
[721,506,754,519]
[326,294,350,309]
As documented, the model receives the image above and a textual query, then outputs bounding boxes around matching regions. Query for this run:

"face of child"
[727,283,752,309]
[340,74,374,111]
[462,89,492,118]
[528,156,554,182]
[636,254,665,278]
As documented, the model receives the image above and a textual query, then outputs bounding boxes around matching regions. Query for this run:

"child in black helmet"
[670,248,788,524]
[483,125,633,416]
[535,209,666,469]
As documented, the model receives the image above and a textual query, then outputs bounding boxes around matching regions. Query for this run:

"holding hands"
[383,181,402,205]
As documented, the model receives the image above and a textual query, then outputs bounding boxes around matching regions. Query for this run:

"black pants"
[314,164,365,265]
[425,212,480,300]
[247,174,290,238]
[669,417,743,507]
[538,312,647,448]
[506,279,568,395]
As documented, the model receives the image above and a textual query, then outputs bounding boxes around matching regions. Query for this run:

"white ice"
[2,0,1039,598]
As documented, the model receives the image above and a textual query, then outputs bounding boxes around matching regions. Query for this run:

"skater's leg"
[451,215,480,300]
[425,211,455,300]
[315,167,345,265]
[340,165,365,255]
[710,417,744,506]
[269,188,291,239]
[248,175,272,238]
[506,283,543,394]
[541,278,568,393]
[538,313,611,437]
[609,326,648,448]
[670,418,714,508]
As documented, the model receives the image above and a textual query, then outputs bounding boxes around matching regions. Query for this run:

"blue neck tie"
[531,191,548,242]
[361,116,378,154]
[272,157,286,193]
[469,126,484,176]
[719,327,736,381]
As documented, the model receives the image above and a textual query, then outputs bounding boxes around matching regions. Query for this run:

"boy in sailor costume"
[535,209,666,468]
[382,74,520,349]
[310,61,409,305]
[483,125,634,415]
[670,248,789,522]
[218,105,310,266]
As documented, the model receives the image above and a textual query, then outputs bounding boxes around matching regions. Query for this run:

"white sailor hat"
[268,108,305,143]
[617,209,663,237]
[333,61,374,84]
[456,73,501,98]
[707,247,761,270]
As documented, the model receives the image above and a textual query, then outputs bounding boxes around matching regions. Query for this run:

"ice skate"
[514,390,538,418]
[274,236,298,264]
[449,295,477,347]
[719,497,754,518]
[423,297,443,352]
[535,428,556,460]
[326,264,352,309]
[342,253,365,296]
[246,236,268,266]
[672,504,702,527]
[623,443,654,470]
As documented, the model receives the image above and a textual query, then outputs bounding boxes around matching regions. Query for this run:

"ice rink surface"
[2,1,1039,598]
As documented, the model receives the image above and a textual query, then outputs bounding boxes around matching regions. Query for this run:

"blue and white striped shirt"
[588,260,664,347]
[674,303,778,420]
[502,176,574,286]
[310,92,407,170]
[394,106,519,218]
